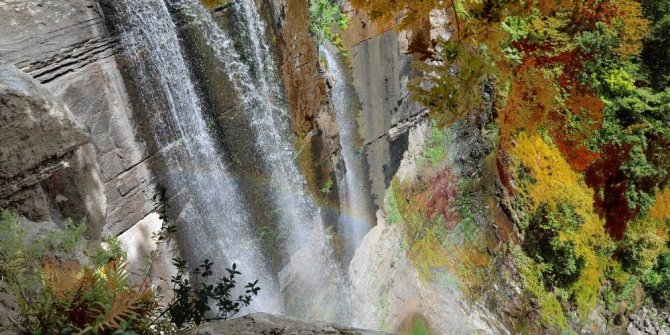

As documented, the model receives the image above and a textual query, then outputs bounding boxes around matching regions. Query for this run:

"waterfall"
[108,0,279,314]
[127,0,351,322]
[322,46,375,262]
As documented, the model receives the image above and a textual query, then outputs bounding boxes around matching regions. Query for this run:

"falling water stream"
[114,0,351,322]
[109,0,279,313]
[322,46,374,263]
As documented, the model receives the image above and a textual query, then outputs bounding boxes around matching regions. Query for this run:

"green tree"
[524,203,585,288]
[640,0,670,90]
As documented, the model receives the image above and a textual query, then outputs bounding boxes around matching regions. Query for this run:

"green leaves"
[309,0,349,48]
[523,203,586,288]
[409,39,492,127]
[166,258,260,328]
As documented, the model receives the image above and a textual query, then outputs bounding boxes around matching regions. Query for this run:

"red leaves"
[427,166,460,226]
[586,144,636,240]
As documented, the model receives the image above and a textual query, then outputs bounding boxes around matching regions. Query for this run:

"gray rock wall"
[349,30,424,208]
[0,0,157,237]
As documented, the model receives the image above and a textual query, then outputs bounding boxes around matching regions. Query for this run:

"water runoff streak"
[109,0,279,314]
[322,45,374,263]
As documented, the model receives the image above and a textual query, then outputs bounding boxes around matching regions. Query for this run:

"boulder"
[0,65,89,198]
[182,313,392,335]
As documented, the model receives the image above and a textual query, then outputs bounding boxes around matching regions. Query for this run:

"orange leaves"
[349,0,441,30]
[39,258,156,333]
[499,67,558,144]
[551,89,604,171]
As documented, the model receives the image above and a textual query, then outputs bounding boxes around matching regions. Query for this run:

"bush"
[0,201,260,333]
[309,0,349,49]
[29,259,157,334]
[164,259,260,328]
[643,252,670,305]
[524,203,585,288]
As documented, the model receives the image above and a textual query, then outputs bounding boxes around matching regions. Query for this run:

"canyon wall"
[0,0,157,240]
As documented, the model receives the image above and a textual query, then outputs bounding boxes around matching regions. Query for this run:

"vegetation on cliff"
[353,0,670,331]
[0,190,260,334]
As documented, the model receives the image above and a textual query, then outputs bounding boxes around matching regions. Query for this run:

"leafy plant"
[524,203,585,288]
[309,0,349,50]
[28,259,156,334]
[320,177,334,194]
[164,259,260,328]
[643,252,670,305]
[409,39,492,128]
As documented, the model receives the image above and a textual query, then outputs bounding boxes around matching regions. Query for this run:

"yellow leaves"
[614,0,650,58]
[510,133,613,313]
[41,259,84,301]
[510,133,592,212]
[39,258,155,332]
[650,188,670,222]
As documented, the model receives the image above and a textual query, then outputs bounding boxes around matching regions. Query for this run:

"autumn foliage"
[353,0,670,327]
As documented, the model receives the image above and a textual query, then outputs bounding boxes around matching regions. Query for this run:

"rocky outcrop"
[0,0,116,83]
[0,66,89,193]
[183,313,393,335]
[349,209,505,334]
[0,66,90,222]
[0,0,157,238]
[348,30,423,207]
[626,306,670,335]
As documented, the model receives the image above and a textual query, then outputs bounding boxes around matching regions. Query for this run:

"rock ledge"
[183,313,393,335]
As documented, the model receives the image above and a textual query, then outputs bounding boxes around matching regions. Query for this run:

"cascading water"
[322,46,375,263]
[151,0,350,322]
[108,0,279,313]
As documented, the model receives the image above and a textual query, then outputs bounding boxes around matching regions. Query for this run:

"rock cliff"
[0,0,156,238]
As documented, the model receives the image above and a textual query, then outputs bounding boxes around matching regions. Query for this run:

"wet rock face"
[183,313,393,335]
[262,0,328,137]
[0,66,89,197]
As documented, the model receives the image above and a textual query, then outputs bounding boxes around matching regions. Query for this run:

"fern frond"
[102,261,130,293]
[96,288,154,331]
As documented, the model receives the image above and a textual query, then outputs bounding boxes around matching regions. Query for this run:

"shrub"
[524,203,585,288]
[643,252,670,305]
[28,259,157,334]
[165,259,260,328]
[309,0,349,49]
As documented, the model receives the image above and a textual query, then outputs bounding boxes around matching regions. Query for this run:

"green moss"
[424,126,448,166]
[386,181,404,226]
[417,124,449,168]
[408,318,432,335]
